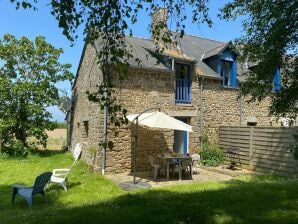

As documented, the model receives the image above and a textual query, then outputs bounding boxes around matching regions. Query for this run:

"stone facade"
[70,44,103,167]
[202,79,277,143]
[70,43,277,174]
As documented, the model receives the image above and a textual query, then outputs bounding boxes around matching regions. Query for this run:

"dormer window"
[219,58,237,88]
[221,60,232,86]
[204,47,238,88]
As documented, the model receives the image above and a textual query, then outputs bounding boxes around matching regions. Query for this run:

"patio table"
[158,155,192,181]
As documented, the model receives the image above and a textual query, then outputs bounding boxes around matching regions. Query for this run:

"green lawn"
[0,152,297,224]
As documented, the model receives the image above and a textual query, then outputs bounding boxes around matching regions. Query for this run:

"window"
[273,67,281,92]
[221,60,231,86]
[81,121,89,138]
[175,63,191,104]
[218,59,237,88]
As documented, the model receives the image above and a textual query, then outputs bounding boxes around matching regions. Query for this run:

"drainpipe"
[93,42,108,176]
[102,97,107,175]
[239,91,243,126]
[172,58,175,70]
[199,76,204,149]
[172,58,175,104]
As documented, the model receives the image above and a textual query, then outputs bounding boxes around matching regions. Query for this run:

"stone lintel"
[168,111,197,117]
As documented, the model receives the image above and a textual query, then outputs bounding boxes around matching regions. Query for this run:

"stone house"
[68,9,281,173]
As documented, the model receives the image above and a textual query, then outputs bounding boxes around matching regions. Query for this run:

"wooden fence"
[219,126,298,176]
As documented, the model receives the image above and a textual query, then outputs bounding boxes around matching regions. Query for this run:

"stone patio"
[106,166,257,190]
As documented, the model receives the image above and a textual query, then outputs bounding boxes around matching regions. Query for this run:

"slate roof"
[177,34,227,79]
[124,36,171,71]
[93,33,245,80]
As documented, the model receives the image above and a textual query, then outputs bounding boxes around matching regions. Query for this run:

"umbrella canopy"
[127,111,193,132]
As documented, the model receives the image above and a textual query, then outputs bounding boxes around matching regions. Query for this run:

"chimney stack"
[151,8,187,58]
[151,8,170,47]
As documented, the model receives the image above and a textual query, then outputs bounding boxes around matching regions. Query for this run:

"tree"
[0,34,73,155]
[220,0,298,118]
[9,1,212,152]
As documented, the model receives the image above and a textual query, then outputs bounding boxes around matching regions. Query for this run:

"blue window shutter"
[230,60,237,87]
[273,67,281,92]
[183,131,187,155]
[217,57,221,76]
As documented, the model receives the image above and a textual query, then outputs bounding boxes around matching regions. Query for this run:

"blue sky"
[0,0,243,121]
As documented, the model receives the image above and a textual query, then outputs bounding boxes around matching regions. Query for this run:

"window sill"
[175,103,193,107]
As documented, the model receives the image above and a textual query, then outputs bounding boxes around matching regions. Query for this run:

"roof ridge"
[181,33,225,43]
[126,35,151,41]
[127,33,226,44]
[204,42,229,54]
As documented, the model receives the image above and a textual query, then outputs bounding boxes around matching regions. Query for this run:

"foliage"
[220,0,298,118]
[0,153,297,223]
[200,142,224,167]
[56,122,67,129]
[0,34,73,153]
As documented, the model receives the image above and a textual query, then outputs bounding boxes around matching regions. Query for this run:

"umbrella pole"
[132,107,160,185]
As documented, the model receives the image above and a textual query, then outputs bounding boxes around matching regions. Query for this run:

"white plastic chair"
[149,155,162,181]
[191,153,201,175]
[50,143,82,191]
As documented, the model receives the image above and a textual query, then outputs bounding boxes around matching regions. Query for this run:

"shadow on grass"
[1,175,297,224]
[29,149,67,157]
[0,182,63,211]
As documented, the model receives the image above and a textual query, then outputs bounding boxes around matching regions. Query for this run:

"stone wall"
[70,44,103,169]
[70,44,278,174]
[201,79,278,143]
[105,67,201,173]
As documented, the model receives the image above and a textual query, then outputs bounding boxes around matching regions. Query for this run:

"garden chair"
[191,153,201,175]
[12,172,52,209]
[181,158,192,179]
[149,155,162,180]
[50,143,82,191]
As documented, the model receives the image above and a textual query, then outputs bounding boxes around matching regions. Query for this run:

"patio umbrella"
[127,111,193,132]
[127,109,193,185]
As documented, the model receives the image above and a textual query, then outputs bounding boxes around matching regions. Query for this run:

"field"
[45,128,67,150]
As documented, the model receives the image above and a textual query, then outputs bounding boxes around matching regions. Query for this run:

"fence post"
[249,127,254,169]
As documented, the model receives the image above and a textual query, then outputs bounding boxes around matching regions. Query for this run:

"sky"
[0,0,244,122]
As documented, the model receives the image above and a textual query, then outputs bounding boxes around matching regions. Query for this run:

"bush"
[200,143,224,167]
[2,140,35,157]
[0,152,9,159]
[56,122,67,129]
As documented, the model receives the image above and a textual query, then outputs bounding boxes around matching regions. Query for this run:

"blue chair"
[12,172,52,208]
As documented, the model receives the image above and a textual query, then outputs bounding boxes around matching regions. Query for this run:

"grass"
[0,152,297,224]
[45,138,66,150]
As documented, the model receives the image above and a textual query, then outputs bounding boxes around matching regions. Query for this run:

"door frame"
[174,117,189,155]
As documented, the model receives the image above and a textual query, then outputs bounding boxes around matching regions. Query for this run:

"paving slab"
[106,166,257,190]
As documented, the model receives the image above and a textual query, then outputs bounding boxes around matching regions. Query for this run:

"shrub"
[200,143,224,167]
[0,152,9,159]
[2,140,37,157]
[11,140,30,157]
[56,122,67,129]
